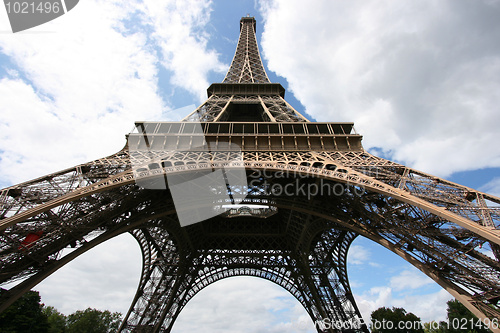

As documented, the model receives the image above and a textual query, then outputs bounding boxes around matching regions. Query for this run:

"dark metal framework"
[1,16,500,333]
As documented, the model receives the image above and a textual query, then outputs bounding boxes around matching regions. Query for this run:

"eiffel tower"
[1,16,500,333]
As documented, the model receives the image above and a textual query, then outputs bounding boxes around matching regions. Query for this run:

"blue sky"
[1,0,500,332]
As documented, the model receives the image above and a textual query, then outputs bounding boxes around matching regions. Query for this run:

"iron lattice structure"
[1,16,500,333]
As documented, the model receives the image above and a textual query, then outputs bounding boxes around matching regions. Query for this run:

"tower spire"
[223,16,270,83]
[183,16,308,122]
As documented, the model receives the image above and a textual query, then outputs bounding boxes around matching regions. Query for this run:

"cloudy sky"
[1,0,499,331]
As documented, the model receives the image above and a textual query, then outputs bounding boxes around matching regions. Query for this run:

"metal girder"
[1,163,500,331]
[183,94,308,122]
[223,17,270,84]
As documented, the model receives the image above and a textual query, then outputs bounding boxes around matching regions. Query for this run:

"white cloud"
[137,0,227,102]
[389,269,434,291]
[480,177,500,198]
[356,286,393,321]
[259,0,500,176]
[356,286,451,324]
[348,244,371,265]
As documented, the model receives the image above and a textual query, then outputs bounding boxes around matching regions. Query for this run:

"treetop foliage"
[0,290,122,333]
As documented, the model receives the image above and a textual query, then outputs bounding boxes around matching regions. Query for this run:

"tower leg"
[291,228,368,333]
[120,227,184,332]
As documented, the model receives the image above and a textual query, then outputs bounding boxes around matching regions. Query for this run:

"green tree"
[0,290,50,333]
[445,299,491,333]
[66,308,121,333]
[423,321,448,333]
[422,299,493,333]
[370,306,424,333]
[42,305,67,333]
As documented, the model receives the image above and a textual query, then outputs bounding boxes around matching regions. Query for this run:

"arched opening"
[172,276,317,332]
[346,236,452,326]
[32,233,142,316]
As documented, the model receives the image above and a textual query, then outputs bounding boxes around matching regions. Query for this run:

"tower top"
[183,17,309,122]
[223,16,270,83]
[240,16,256,32]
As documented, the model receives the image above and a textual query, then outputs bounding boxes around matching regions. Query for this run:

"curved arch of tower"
[1,16,499,333]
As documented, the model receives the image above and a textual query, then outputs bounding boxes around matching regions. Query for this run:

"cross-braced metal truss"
[1,15,500,333]
[119,216,364,332]
[223,16,270,84]
[1,148,499,331]
[183,93,308,122]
